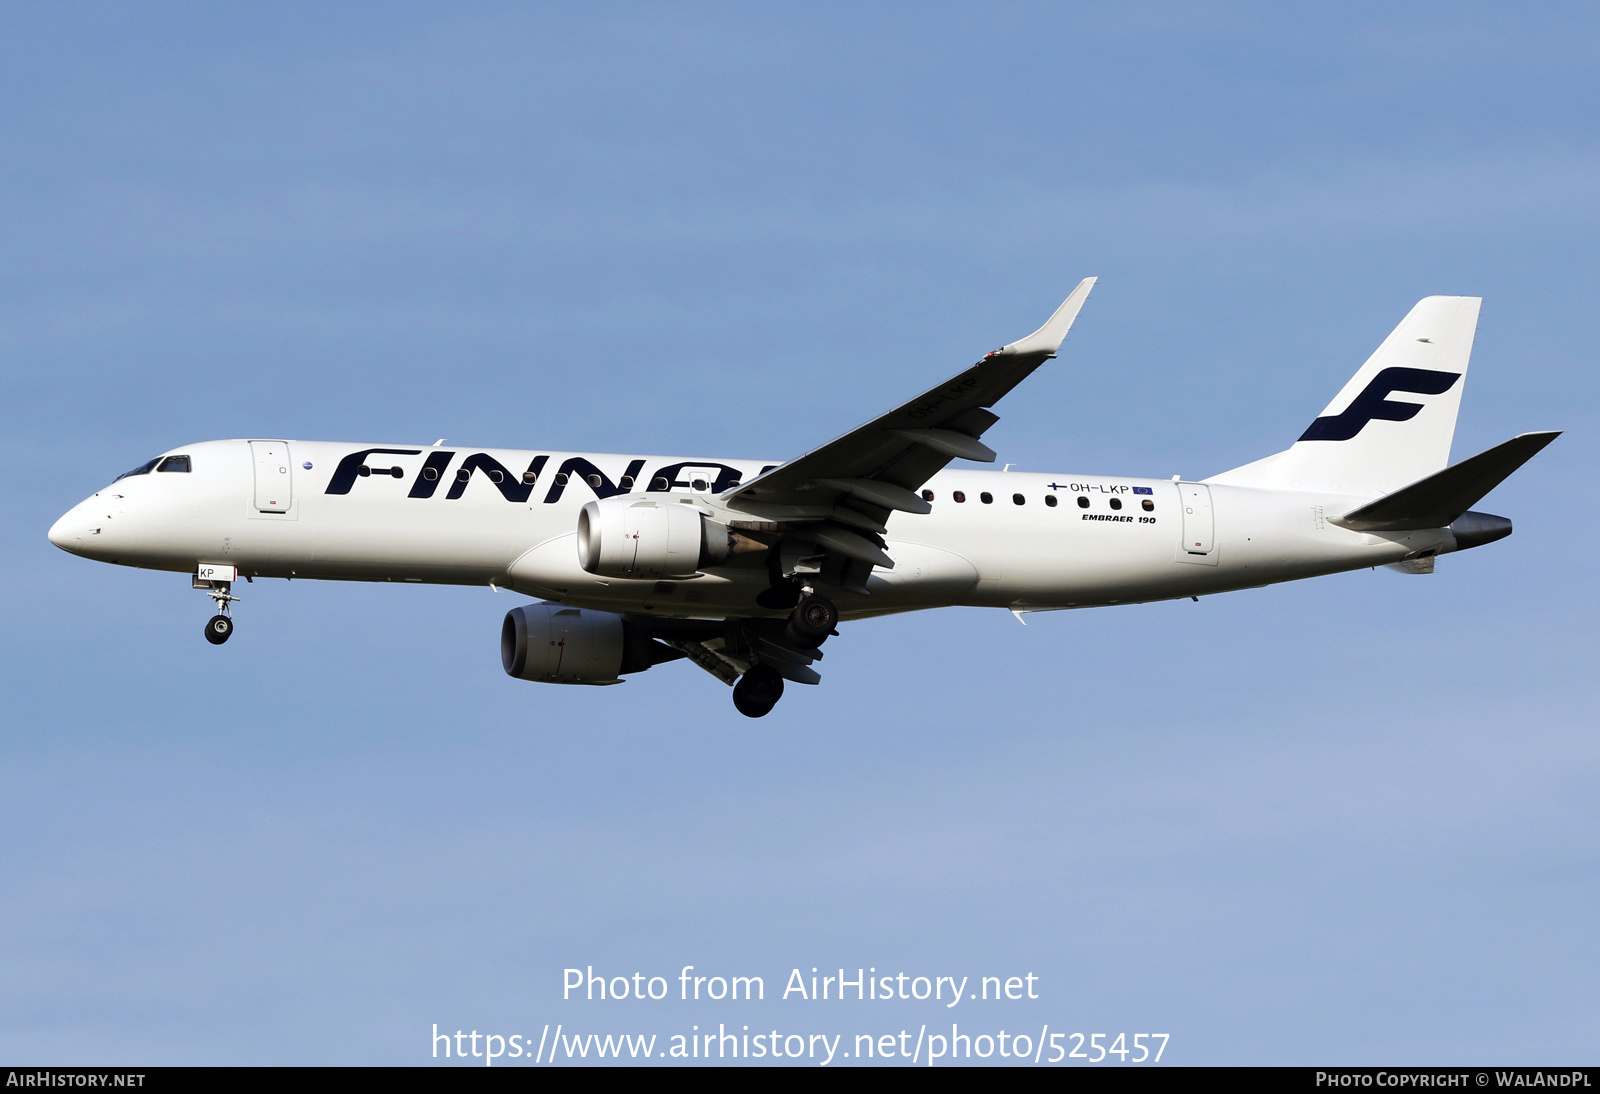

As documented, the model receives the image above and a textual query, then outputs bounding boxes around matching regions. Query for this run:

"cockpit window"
[114,458,161,482]
[157,455,191,473]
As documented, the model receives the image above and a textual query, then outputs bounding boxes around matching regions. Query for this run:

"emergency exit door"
[1176,482,1217,565]
[250,440,293,512]
[676,466,722,493]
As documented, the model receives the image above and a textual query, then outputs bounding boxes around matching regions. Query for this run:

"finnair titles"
[49,281,1558,717]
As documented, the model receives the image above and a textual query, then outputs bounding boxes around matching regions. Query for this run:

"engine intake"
[575,497,731,579]
[501,603,682,685]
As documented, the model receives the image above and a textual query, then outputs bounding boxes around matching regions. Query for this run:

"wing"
[721,278,1096,594]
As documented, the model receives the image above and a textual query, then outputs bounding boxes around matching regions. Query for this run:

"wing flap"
[889,428,999,462]
[815,477,931,514]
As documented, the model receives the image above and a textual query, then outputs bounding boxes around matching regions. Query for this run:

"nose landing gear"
[194,571,240,645]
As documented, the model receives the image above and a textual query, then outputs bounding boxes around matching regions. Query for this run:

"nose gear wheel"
[196,579,240,645]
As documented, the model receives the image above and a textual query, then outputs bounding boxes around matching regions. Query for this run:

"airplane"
[47,280,1558,717]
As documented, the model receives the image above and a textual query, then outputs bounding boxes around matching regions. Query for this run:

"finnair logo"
[1298,367,1461,442]
[322,447,763,504]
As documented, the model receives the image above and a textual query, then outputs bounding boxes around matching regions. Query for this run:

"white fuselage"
[48,438,1453,620]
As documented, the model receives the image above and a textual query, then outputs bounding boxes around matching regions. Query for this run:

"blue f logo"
[1298,367,1461,442]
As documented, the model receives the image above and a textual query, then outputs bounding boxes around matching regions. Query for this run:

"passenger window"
[619,475,634,489]
[156,455,191,473]
[652,476,669,490]
[523,470,538,484]
[980,492,993,504]
[922,490,934,502]
[1013,493,1025,505]
[555,472,570,486]
[587,474,603,488]
[953,491,966,503]
[115,458,161,481]
[1077,496,1089,508]
[691,478,708,491]
[424,467,440,481]
[489,469,504,483]
[1142,498,1154,512]
[1045,495,1058,507]
[457,468,472,482]
[1109,497,1122,510]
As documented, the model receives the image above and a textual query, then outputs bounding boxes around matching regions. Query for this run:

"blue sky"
[1,2,1596,1065]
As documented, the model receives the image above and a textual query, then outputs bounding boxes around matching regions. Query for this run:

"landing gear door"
[1176,482,1218,566]
[250,440,293,512]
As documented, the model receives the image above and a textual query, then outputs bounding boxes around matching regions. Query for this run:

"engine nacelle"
[501,603,683,685]
[575,496,731,579]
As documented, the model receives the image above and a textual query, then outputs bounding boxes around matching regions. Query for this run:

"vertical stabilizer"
[1207,296,1481,497]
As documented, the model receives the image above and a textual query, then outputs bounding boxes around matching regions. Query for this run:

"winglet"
[996,277,1097,356]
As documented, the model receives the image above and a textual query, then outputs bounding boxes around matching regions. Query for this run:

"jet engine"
[501,603,683,685]
[575,497,732,579]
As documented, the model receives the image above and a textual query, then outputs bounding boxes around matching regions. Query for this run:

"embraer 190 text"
[49,281,1558,717]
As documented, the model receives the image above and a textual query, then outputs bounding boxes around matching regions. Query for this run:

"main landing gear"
[786,593,838,648]
[732,664,784,718]
[731,591,839,719]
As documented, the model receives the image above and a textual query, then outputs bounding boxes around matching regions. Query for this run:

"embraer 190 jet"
[49,281,1557,717]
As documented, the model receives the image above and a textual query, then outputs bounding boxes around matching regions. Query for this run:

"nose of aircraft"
[48,504,90,553]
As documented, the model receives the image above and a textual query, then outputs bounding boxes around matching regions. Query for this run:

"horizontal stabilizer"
[1331,431,1560,531]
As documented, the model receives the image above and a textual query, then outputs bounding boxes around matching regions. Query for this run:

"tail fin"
[1208,296,1482,496]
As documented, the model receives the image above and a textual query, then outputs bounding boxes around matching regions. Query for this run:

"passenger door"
[250,440,293,512]
[1175,482,1217,565]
